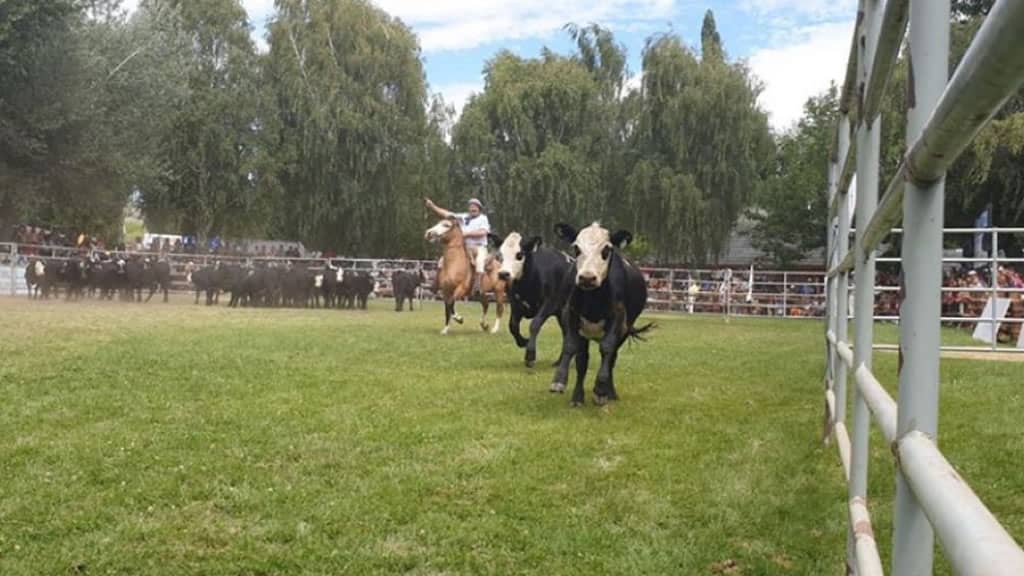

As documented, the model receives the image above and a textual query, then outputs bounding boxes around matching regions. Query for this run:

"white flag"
[746,265,754,303]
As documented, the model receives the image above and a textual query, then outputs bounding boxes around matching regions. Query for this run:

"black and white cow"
[25,259,48,299]
[489,232,573,367]
[550,222,653,406]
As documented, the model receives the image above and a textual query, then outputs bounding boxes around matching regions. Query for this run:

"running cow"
[490,232,572,367]
[550,222,653,406]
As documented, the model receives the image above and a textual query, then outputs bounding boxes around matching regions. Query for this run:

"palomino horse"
[425,216,507,335]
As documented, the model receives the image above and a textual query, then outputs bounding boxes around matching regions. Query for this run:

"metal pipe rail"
[853,365,897,444]
[823,0,1024,573]
[860,0,909,125]
[857,0,1024,264]
[850,497,885,576]
[896,431,1024,575]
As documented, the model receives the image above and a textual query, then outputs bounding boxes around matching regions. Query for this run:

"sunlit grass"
[0,298,1020,575]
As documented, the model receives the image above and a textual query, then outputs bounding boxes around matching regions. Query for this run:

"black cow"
[340,271,374,310]
[550,223,653,406]
[282,265,316,308]
[145,260,172,303]
[489,232,572,367]
[190,264,220,305]
[220,264,249,308]
[319,266,343,308]
[60,258,89,301]
[91,258,124,300]
[124,257,147,302]
[392,269,425,312]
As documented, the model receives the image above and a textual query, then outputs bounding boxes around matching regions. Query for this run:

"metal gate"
[823,0,1024,574]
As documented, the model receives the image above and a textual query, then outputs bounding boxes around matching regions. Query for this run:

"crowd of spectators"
[642,264,1024,342]
[940,265,1024,343]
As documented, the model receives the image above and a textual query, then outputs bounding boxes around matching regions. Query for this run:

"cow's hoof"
[549,382,566,393]
[440,328,449,336]
[593,394,609,406]
[480,322,489,331]
[453,315,464,325]
[570,400,584,408]
[525,360,535,369]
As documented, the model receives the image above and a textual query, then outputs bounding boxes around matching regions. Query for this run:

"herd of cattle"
[22,255,426,311]
[19,220,652,407]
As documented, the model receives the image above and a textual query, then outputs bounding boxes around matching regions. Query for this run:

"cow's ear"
[611,230,633,250]
[554,223,577,243]
[523,236,543,253]
[487,233,503,248]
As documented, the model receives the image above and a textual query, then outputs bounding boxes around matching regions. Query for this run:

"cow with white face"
[550,222,652,406]
[487,231,572,368]
[569,223,633,290]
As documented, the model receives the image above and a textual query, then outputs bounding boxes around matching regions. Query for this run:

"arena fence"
[823,1,1024,574]
[1,241,832,315]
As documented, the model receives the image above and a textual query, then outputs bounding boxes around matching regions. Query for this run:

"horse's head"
[424,216,461,244]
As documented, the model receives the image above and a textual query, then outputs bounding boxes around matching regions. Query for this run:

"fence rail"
[824,1,1024,574]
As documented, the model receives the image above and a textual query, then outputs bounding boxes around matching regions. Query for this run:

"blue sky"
[127,0,857,130]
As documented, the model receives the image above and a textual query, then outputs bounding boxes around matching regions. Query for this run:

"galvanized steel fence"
[823,1,1024,574]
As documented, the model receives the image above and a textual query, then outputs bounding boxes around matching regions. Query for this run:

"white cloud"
[434,81,484,121]
[740,0,856,19]
[376,0,677,52]
[749,19,853,131]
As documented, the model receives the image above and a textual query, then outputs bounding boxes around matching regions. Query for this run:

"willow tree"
[627,24,772,263]
[750,86,838,266]
[266,0,428,255]
[135,0,272,240]
[451,28,628,240]
[0,0,193,239]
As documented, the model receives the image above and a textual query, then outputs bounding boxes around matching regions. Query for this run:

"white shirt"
[456,213,490,248]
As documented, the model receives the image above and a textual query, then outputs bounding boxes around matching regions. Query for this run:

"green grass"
[0,298,1021,575]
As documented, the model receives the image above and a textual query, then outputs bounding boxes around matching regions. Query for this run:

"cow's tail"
[626,322,656,343]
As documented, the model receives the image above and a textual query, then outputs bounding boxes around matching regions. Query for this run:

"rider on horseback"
[424,197,491,296]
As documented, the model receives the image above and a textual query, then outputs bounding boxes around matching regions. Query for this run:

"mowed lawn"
[1,297,1021,575]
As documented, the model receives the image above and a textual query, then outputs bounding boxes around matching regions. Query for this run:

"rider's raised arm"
[424,198,452,219]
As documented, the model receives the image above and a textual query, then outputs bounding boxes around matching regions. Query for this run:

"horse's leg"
[490,292,503,335]
[441,299,453,335]
[480,299,490,331]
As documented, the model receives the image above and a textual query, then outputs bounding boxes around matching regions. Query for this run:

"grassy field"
[0,297,1021,575]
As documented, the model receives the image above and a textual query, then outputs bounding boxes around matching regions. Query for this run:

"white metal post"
[851,0,882,528]
[783,272,789,319]
[835,113,852,426]
[991,229,999,351]
[9,244,16,297]
[892,1,949,574]
[668,270,676,312]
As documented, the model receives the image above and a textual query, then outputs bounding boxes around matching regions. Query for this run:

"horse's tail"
[626,322,656,343]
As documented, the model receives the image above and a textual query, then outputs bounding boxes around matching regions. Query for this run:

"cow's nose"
[498,271,510,281]
[577,273,598,288]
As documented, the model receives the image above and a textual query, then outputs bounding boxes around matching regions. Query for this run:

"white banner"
[972,297,1012,344]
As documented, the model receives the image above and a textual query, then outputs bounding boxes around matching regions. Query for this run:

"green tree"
[750,86,838,266]
[627,31,772,263]
[266,0,428,255]
[137,0,272,241]
[700,9,724,63]
[1,0,189,239]
[451,46,608,239]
